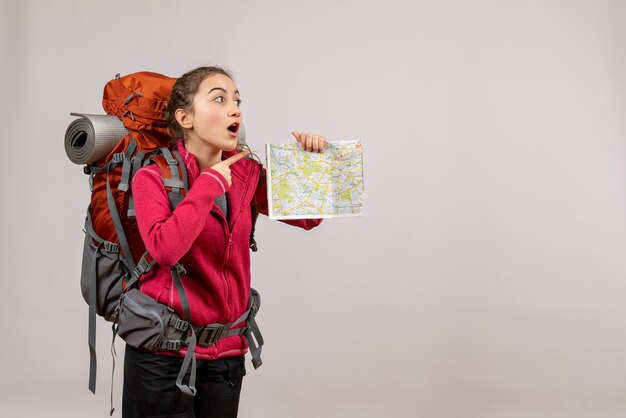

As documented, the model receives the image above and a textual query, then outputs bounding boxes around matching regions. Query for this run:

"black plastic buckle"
[163,340,181,351]
[103,241,120,254]
[131,258,149,280]
[170,317,189,332]
[197,325,224,347]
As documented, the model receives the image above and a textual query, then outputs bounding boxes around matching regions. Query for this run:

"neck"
[184,137,222,171]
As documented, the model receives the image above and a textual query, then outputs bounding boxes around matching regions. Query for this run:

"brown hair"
[165,66,233,146]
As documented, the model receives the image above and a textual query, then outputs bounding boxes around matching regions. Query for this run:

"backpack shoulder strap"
[249,167,265,252]
[151,147,188,210]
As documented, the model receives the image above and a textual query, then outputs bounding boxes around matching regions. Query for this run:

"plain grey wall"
[1,0,626,417]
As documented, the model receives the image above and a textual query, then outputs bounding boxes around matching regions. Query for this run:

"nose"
[229,102,241,118]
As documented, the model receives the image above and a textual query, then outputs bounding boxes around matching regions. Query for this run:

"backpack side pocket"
[80,212,127,322]
[117,288,188,352]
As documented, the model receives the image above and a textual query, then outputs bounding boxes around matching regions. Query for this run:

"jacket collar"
[176,140,201,180]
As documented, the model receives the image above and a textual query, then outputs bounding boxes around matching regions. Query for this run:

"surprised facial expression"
[185,73,242,153]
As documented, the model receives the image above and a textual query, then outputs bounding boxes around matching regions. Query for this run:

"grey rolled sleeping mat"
[64,113,128,164]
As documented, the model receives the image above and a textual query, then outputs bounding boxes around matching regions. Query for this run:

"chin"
[223,142,238,152]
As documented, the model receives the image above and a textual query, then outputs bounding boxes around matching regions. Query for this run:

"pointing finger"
[224,150,250,166]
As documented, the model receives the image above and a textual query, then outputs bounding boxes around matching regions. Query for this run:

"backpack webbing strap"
[105,139,138,272]
[126,150,146,218]
[171,263,191,323]
[125,250,156,291]
[116,139,137,192]
[244,315,263,369]
[170,262,197,395]
[109,323,118,415]
[245,289,264,369]
[88,241,101,394]
[84,209,120,394]
[192,309,249,346]
[170,149,189,210]
[176,331,197,396]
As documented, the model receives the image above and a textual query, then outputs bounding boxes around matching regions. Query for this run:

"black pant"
[123,345,246,418]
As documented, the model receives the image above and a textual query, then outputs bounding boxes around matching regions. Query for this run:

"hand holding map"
[266,140,364,219]
[291,131,326,153]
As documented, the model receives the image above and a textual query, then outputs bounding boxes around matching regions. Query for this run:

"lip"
[227,121,240,137]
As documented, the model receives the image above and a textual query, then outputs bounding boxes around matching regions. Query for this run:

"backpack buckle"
[173,263,186,276]
[169,317,189,332]
[197,325,224,347]
[103,241,120,254]
[112,153,125,163]
[162,340,182,351]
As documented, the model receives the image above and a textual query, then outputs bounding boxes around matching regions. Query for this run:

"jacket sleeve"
[132,166,230,267]
[254,167,323,230]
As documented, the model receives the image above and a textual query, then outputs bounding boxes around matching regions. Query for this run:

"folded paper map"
[266,140,364,219]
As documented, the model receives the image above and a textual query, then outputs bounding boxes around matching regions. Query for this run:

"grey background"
[1,0,626,417]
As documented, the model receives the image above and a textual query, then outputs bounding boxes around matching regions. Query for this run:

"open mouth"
[227,122,240,135]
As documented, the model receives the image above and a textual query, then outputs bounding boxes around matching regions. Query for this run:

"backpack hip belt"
[119,280,263,363]
[192,287,263,368]
[116,261,263,397]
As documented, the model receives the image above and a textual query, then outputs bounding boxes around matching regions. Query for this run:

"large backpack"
[75,72,263,402]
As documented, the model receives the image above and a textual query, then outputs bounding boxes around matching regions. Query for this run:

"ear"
[175,108,194,130]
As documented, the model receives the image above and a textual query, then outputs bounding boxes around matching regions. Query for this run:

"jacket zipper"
[222,233,233,321]
[220,165,258,323]
[213,163,259,324]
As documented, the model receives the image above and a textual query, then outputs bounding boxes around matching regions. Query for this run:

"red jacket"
[132,141,321,360]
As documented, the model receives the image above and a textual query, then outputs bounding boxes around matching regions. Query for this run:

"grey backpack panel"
[80,212,126,322]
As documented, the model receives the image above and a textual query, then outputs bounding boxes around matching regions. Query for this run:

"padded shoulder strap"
[151,148,188,210]
[249,169,265,252]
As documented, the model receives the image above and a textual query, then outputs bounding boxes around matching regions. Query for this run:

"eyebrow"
[208,87,240,95]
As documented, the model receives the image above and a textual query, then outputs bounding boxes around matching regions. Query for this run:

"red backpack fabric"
[89,72,177,265]
[102,71,175,150]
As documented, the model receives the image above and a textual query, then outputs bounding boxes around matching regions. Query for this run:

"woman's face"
[185,73,242,152]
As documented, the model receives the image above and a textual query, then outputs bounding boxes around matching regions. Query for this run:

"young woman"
[125,66,325,418]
